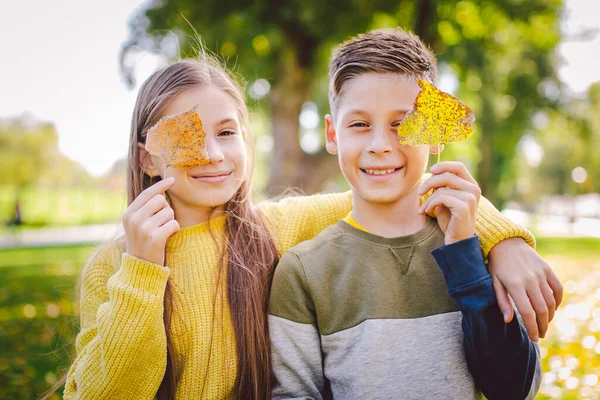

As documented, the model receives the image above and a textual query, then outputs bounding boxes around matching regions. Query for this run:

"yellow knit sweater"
[63,191,533,399]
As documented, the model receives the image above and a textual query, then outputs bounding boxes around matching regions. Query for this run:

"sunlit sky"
[1,0,599,177]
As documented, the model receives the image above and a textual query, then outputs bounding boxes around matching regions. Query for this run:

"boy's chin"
[353,187,410,205]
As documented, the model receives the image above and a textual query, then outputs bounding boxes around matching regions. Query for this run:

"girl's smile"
[189,168,234,184]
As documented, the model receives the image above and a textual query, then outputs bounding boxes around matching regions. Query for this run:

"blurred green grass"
[0,185,125,228]
[0,238,598,399]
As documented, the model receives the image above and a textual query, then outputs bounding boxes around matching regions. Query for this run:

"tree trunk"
[266,49,341,196]
[478,95,499,206]
[478,130,498,206]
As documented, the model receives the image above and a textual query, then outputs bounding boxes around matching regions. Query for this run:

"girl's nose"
[205,136,224,164]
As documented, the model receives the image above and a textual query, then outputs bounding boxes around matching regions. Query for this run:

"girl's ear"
[137,142,162,177]
[429,145,445,154]
[325,114,338,155]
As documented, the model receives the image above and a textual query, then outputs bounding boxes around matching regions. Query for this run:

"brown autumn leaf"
[397,79,475,147]
[145,105,210,171]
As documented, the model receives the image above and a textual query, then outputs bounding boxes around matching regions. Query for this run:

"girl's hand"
[123,177,180,266]
[488,238,563,340]
[417,162,481,245]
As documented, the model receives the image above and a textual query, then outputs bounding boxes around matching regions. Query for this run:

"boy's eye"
[349,122,369,128]
[218,130,237,137]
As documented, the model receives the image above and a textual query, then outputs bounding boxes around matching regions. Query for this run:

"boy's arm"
[431,236,542,400]
[269,251,327,400]
[419,162,562,341]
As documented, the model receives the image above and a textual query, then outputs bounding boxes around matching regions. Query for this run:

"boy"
[269,29,541,399]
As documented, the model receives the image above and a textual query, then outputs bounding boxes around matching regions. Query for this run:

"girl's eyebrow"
[215,117,237,127]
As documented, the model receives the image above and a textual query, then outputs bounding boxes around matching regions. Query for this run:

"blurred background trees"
[120,0,566,206]
[0,118,93,189]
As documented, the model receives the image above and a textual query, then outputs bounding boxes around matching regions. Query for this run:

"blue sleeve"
[431,236,540,400]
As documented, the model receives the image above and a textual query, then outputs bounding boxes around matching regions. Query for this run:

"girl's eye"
[349,122,369,128]
[218,130,237,137]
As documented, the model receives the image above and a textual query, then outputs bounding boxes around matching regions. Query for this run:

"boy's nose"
[367,127,393,154]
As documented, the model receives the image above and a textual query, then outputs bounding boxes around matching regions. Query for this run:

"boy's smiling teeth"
[361,168,400,175]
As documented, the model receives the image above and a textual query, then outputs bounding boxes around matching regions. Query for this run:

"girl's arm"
[258,191,353,254]
[257,185,534,258]
[63,244,170,399]
[431,236,542,400]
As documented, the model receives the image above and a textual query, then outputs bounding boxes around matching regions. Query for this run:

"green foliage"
[508,82,599,205]
[0,118,93,188]
[535,83,600,197]
[121,0,563,201]
[436,1,562,207]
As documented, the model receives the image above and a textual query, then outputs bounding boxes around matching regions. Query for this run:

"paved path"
[0,224,123,249]
[0,213,598,250]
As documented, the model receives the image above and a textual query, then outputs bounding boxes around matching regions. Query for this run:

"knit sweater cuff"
[117,253,170,297]
[475,197,536,261]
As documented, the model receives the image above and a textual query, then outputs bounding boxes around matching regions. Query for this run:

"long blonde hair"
[128,57,278,399]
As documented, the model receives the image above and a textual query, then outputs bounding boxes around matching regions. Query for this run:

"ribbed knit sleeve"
[258,191,353,255]
[473,196,535,259]
[63,244,170,399]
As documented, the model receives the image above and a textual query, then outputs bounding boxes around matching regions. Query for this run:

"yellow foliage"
[397,79,475,147]
[145,105,210,171]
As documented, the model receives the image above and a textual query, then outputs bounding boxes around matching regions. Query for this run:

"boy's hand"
[488,238,563,340]
[417,162,481,245]
[123,177,180,266]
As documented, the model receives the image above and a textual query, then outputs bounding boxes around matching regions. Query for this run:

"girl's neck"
[351,187,427,238]
[173,203,226,228]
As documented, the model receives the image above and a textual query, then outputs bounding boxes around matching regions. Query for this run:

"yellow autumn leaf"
[397,79,475,147]
[145,105,210,171]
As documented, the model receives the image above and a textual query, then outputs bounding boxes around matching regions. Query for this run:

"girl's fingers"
[540,280,557,327]
[430,162,477,185]
[149,206,175,228]
[128,177,175,212]
[527,285,550,339]
[137,194,170,220]
[492,275,514,323]
[510,288,539,341]
[155,219,181,242]
[546,268,564,309]
[419,172,481,196]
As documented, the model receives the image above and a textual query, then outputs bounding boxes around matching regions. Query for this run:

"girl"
[61,56,558,399]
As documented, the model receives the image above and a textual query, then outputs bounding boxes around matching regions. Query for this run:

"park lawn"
[0,238,598,399]
[0,185,125,229]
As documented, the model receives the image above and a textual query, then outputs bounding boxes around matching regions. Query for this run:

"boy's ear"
[137,142,162,177]
[429,145,445,154]
[325,114,338,155]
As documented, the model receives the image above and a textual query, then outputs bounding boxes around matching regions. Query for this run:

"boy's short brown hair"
[329,28,438,115]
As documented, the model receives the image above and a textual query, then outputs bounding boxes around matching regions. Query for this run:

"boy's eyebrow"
[343,108,412,119]
[343,110,370,118]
